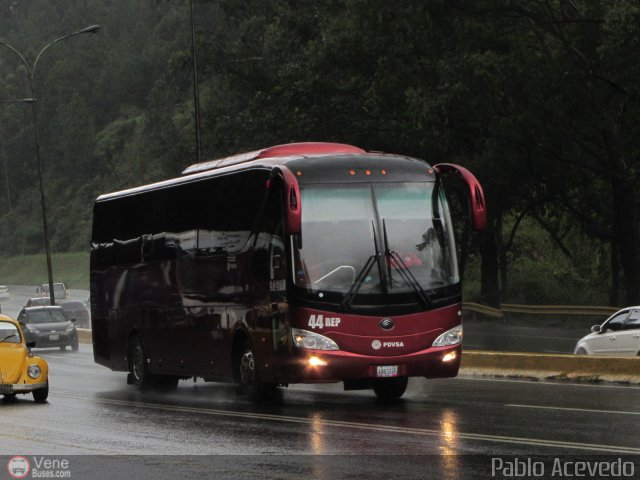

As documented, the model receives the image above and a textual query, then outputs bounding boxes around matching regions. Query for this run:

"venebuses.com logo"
[6,456,72,479]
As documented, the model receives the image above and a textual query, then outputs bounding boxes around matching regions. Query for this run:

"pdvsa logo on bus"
[7,456,30,479]
[372,340,405,350]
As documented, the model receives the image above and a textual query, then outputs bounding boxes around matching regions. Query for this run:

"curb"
[77,328,92,345]
[76,329,640,384]
[461,350,640,384]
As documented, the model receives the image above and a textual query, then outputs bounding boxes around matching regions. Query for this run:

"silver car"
[574,307,640,356]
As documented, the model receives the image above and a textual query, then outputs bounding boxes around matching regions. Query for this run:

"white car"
[0,285,9,301]
[574,307,640,356]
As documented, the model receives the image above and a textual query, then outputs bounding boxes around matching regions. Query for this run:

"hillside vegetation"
[0,252,88,288]
[1,0,638,306]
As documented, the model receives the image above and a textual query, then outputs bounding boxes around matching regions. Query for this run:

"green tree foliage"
[0,0,638,305]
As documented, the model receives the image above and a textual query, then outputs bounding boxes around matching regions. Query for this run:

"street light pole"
[0,136,10,211]
[189,0,203,163]
[0,25,100,306]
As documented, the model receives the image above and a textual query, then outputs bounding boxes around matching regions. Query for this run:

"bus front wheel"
[237,340,276,401]
[372,376,408,401]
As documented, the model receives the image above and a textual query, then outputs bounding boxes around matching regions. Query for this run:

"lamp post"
[189,0,202,163]
[0,25,100,306]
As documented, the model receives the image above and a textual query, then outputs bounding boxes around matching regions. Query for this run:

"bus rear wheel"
[129,337,178,393]
[237,340,276,401]
[372,376,408,401]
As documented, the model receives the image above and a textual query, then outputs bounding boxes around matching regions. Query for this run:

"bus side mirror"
[27,341,36,348]
[273,167,301,235]
[433,163,487,231]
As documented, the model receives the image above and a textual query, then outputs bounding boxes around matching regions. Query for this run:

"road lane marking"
[456,376,640,390]
[51,392,640,454]
[506,404,640,416]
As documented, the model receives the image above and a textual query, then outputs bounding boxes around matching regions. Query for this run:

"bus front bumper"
[278,345,461,384]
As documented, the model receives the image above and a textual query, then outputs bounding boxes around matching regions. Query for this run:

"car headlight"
[27,364,41,379]
[65,324,75,332]
[432,325,463,347]
[27,326,39,333]
[292,328,339,351]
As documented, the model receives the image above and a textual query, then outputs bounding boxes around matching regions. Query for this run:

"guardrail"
[463,302,620,319]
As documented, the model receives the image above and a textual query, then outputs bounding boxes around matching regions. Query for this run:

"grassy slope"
[0,253,89,289]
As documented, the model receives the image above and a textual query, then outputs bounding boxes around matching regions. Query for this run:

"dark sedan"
[59,301,91,329]
[17,306,79,351]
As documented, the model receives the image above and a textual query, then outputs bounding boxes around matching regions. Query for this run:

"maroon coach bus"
[90,142,486,400]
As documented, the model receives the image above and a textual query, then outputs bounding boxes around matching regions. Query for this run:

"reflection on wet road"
[2,345,640,478]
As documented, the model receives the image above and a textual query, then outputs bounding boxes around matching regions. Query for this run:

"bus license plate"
[49,334,60,341]
[376,365,398,378]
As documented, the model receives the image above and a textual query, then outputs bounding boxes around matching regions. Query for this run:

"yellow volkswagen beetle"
[0,314,49,403]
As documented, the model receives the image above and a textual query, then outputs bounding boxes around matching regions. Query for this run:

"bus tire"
[129,336,179,393]
[372,376,408,401]
[237,340,276,401]
[129,336,156,392]
[154,375,179,393]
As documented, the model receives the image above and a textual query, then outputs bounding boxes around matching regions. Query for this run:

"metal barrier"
[463,302,619,318]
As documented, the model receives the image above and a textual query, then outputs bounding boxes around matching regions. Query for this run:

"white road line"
[455,376,640,390]
[51,392,640,454]
[506,404,640,416]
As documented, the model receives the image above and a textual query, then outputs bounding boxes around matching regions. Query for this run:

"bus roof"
[95,142,431,202]
[182,142,366,175]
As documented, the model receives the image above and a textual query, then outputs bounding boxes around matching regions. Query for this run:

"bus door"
[268,236,288,373]
[242,235,286,384]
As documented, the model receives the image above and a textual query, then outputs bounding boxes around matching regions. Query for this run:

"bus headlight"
[28,364,41,379]
[292,328,339,351]
[432,325,463,347]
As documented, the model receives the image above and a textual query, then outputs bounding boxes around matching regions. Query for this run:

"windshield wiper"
[0,334,17,342]
[341,221,381,310]
[340,253,380,310]
[382,219,432,308]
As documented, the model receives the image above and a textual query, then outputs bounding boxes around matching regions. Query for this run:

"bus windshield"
[292,182,459,305]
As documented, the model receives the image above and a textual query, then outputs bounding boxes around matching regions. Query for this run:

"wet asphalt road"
[1,345,639,479]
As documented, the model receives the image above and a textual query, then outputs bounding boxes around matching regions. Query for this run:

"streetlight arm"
[33,24,101,77]
[0,40,32,77]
